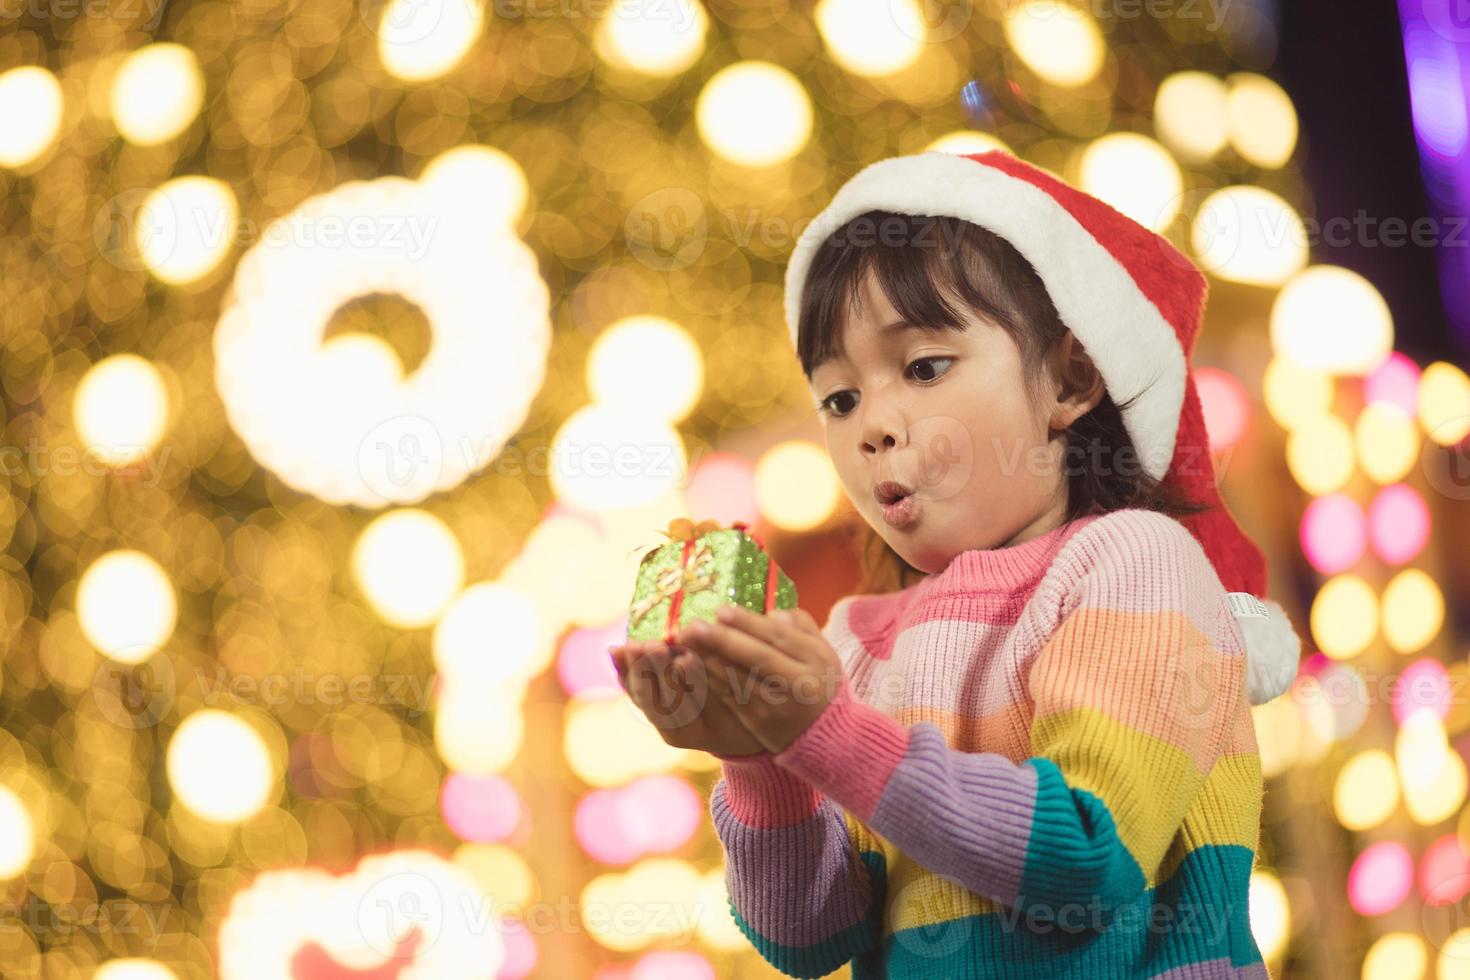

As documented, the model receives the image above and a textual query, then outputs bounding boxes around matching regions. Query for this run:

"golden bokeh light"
[94,960,180,980]
[1154,71,1229,162]
[109,43,204,146]
[1226,72,1299,168]
[1419,360,1470,445]
[0,785,35,880]
[816,0,926,76]
[135,176,239,285]
[1004,0,1106,88]
[434,686,524,773]
[1262,356,1334,431]
[351,509,466,628]
[1078,133,1183,232]
[1192,186,1309,286]
[755,440,842,532]
[0,66,64,168]
[214,174,553,508]
[1381,568,1444,655]
[377,0,484,82]
[1354,402,1419,485]
[549,403,687,512]
[419,143,530,229]
[77,550,178,664]
[1362,933,1427,980]
[695,61,813,167]
[1309,574,1378,660]
[1286,415,1355,495]
[1248,870,1290,962]
[166,711,276,824]
[73,354,170,467]
[434,582,545,690]
[1397,711,1466,825]
[1333,749,1400,831]
[926,130,1013,156]
[1271,266,1394,375]
[563,695,685,787]
[587,315,704,423]
[595,0,709,76]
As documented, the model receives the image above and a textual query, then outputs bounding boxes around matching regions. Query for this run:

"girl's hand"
[610,639,767,757]
[672,605,844,755]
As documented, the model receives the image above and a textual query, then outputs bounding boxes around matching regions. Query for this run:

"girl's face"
[809,269,1075,575]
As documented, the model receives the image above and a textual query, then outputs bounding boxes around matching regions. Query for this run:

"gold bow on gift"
[661,517,723,541]
[629,518,724,626]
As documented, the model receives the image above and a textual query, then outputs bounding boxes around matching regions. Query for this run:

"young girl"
[612,149,1302,979]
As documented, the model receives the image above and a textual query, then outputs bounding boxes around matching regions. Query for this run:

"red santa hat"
[783,148,1303,705]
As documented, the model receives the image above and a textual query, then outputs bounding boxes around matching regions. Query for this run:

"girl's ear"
[1048,332,1106,431]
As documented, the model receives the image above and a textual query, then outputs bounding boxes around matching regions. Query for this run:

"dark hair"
[796,210,1213,595]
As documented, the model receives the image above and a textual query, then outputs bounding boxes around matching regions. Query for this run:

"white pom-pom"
[1228,594,1303,705]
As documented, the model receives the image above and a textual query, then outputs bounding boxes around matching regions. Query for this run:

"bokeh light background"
[1,0,1470,977]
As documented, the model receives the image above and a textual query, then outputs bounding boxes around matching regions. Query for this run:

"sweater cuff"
[715,751,822,827]
[773,678,911,822]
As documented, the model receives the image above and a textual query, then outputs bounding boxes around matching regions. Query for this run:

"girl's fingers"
[674,618,785,674]
[625,645,665,716]
[708,605,815,661]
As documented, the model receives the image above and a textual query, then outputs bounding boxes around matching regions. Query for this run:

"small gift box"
[626,517,798,645]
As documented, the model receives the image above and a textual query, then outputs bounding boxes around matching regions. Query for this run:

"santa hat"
[782,148,1303,706]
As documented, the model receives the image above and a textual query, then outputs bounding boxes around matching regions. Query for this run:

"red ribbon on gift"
[647,518,781,646]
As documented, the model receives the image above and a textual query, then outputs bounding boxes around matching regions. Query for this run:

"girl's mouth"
[879,492,917,528]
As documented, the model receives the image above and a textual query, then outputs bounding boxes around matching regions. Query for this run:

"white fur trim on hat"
[784,151,1187,481]
[1229,594,1302,705]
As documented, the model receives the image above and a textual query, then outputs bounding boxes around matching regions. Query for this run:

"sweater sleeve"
[708,750,886,978]
[770,512,1241,929]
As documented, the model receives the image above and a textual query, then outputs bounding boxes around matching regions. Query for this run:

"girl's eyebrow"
[810,319,930,374]
[879,319,921,335]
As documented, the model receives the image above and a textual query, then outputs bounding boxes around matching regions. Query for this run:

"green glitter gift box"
[626,517,798,645]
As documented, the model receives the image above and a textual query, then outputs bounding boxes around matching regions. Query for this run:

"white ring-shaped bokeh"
[214,174,551,508]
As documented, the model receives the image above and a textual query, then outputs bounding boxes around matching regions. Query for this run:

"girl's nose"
[859,406,909,456]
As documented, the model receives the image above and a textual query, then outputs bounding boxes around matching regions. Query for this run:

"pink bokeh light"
[558,619,627,699]
[1369,483,1432,566]
[575,776,702,864]
[1420,833,1470,907]
[1194,366,1252,452]
[1348,840,1414,916]
[1299,494,1367,575]
[684,454,759,527]
[1393,657,1452,725]
[496,917,539,979]
[630,951,716,980]
[440,773,523,844]
[1364,351,1421,417]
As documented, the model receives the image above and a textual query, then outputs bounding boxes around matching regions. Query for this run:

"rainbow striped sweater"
[709,509,1268,979]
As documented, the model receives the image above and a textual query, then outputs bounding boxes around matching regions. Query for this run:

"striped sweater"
[709,508,1268,979]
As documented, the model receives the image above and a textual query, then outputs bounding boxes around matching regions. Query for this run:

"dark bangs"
[796,211,1054,389]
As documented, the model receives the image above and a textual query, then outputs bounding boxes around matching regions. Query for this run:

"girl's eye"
[818,391,858,418]
[907,355,954,383]
[816,357,953,419]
